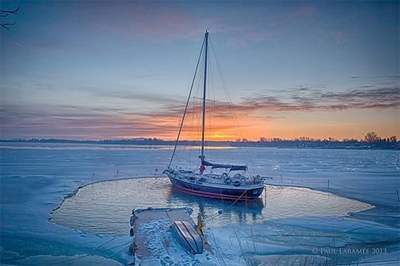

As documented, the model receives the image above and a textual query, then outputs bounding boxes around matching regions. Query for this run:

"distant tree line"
[363,132,397,143]
[1,132,398,150]
[255,132,397,143]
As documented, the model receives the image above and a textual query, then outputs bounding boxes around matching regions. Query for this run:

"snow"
[135,218,215,266]
[0,143,399,265]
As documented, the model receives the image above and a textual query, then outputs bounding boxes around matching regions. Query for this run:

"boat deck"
[172,170,265,189]
[131,207,203,262]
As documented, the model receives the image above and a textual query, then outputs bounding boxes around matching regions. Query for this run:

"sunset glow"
[1,1,399,141]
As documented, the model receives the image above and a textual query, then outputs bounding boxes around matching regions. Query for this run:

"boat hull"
[172,221,204,254]
[168,175,264,201]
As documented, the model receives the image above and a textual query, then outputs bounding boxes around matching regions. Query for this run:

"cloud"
[318,87,400,109]
[239,86,400,112]
[91,91,183,105]
[129,85,400,123]
[0,104,178,139]
[1,85,398,140]
[157,86,400,117]
[265,86,399,111]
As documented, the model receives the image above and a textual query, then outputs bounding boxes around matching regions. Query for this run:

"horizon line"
[0,135,398,143]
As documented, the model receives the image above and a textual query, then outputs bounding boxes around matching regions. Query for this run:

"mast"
[200,31,208,165]
[168,38,205,169]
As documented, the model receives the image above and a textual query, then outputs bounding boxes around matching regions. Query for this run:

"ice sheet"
[0,144,398,265]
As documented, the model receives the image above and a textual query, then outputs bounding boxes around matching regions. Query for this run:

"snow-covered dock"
[130,207,205,265]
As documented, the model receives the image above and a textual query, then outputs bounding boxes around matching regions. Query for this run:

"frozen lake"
[0,143,399,265]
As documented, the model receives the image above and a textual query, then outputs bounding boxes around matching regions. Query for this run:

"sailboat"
[163,31,265,201]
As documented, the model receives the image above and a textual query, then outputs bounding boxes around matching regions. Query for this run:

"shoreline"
[1,140,399,151]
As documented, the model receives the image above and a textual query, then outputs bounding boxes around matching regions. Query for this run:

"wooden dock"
[130,207,202,265]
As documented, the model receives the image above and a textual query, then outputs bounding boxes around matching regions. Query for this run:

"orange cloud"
[1,85,399,140]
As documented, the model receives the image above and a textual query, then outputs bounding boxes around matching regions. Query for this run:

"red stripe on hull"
[172,183,259,201]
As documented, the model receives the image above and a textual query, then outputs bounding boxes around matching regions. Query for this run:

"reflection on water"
[167,187,265,225]
[50,177,373,236]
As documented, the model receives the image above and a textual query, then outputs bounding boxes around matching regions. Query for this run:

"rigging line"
[195,69,203,162]
[208,60,214,162]
[168,37,205,169]
[187,99,195,168]
[209,55,218,163]
[186,59,204,168]
[209,36,253,175]
[173,153,196,163]
[205,189,249,223]
[190,101,199,167]
[207,53,213,147]
[185,75,200,168]
[193,74,203,165]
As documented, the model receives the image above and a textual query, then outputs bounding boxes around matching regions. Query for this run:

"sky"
[0,0,399,141]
